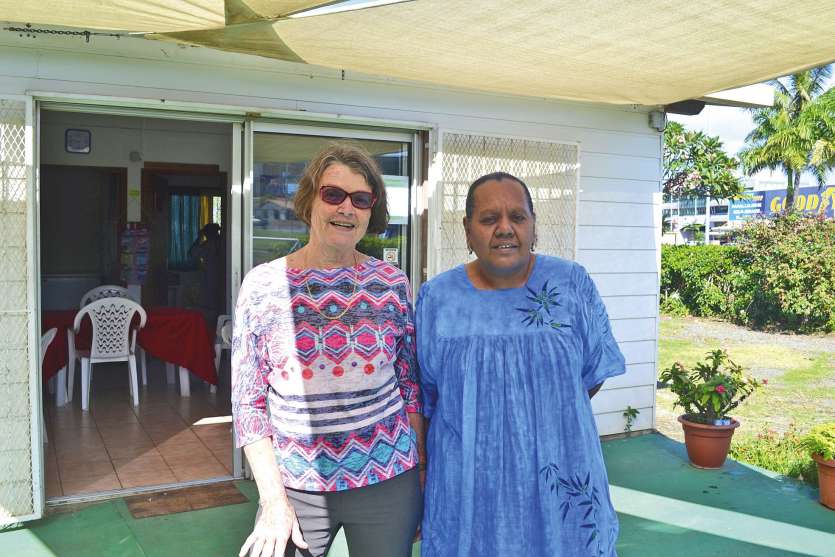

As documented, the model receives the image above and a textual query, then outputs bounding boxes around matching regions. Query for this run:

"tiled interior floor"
[44,357,234,498]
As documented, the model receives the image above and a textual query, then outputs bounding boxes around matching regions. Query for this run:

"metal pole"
[704,194,711,245]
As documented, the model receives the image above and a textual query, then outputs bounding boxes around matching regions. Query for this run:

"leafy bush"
[800,422,835,461]
[253,233,403,264]
[660,244,743,318]
[731,427,819,486]
[659,292,689,316]
[357,236,402,261]
[659,349,761,424]
[734,213,835,332]
[661,214,835,332]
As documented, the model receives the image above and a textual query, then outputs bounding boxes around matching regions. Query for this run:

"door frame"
[140,162,228,308]
[34,102,245,506]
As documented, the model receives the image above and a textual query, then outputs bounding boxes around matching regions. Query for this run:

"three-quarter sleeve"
[231,273,273,448]
[415,282,439,419]
[394,278,422,414]
[577,265,627,391]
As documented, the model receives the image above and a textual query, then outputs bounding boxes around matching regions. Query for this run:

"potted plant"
[659,349,762,468]
[800,423,835,510]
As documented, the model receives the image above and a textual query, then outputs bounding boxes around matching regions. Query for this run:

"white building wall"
[39,111,231,222]
[39,112,231,171]
[0,33,661,436]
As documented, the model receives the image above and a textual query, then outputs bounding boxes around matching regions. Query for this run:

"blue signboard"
[728,192,765,222]
[729,185,835,221]
[762,185,835,217]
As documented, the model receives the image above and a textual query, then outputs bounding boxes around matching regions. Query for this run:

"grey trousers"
[284,468,421,557]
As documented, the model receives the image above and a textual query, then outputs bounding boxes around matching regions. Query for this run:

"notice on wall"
[383,247,399,265]
[383,175,409,225]
[120,224,150,284]
[127,164,142,222]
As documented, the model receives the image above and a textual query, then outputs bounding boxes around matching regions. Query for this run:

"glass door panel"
[252,132,411,272]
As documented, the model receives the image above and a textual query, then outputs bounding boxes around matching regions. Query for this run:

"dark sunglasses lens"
[321,187,347,205]
[351,192,374,209]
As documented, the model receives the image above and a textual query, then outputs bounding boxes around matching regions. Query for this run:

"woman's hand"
[239,497,308,557]
[239,439,307,556]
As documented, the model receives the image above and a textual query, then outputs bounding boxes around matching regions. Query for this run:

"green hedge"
[661,244,744,319]
[661,214,835,332]
[735,214,835,332]
[252,233,403,266]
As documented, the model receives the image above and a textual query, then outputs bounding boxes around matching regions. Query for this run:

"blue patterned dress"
[416,255,625,557]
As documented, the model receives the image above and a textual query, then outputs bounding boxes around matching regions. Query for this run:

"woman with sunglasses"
[233,144,423,557]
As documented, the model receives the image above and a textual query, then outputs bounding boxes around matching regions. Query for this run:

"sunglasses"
[319,185,377,210]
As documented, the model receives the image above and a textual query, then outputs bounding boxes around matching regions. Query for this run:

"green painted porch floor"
[3,433,834,556]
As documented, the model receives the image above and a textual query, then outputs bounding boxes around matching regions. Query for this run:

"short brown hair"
[294,143,389,235]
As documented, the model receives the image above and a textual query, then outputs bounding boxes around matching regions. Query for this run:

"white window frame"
[246,121,424,288]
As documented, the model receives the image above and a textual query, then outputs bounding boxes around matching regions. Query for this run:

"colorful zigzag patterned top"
[232,256,421,492]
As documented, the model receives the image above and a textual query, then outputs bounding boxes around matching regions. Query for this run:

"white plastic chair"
[68,285,148,400]
[214,314,232,378]
[79,285,136,307]
[41,328,58,443]
[73,298,147,411]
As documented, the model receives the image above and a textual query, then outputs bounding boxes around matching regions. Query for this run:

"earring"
[468,247,473,255]
[530,243,536,253]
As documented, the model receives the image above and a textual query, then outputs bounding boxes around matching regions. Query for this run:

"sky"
[668,74,835,189]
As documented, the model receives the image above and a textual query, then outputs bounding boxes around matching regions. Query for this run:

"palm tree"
[739,65,835,210]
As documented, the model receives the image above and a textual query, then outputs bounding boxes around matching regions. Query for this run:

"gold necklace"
[303,251,359,320]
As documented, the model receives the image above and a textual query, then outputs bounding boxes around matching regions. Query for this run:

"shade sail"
[0,1,226,33]
[0,1,328,33]
[3,0,834,105]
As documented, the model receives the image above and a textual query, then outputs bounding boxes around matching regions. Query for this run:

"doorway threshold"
[46,475,236,508]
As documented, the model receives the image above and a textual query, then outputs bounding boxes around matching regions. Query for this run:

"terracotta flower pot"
[812,454,835,510]
[677,415,740,469]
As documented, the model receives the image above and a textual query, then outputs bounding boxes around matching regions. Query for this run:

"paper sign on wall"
[383,248,399,265]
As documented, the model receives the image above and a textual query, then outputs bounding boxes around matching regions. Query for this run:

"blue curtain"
[168,194,201,269]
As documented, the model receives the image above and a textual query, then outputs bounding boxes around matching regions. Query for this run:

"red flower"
[715,385,726,394]
[762,379,768,385]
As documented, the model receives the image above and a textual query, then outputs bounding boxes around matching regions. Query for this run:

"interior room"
[38,110,235,499]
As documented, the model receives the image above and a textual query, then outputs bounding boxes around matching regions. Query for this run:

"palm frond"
[740,69,835,192]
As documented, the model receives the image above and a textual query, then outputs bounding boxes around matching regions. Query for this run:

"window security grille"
[431,132,579,277]
[0,98,35,522]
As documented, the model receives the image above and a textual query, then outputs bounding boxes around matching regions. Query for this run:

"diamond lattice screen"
[0,99,34,522]
[432,133,578,277]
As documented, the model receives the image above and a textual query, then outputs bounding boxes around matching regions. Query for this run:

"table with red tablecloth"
[42,307,218,396]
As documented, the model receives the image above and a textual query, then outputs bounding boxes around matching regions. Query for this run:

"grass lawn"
[656,316,835,440]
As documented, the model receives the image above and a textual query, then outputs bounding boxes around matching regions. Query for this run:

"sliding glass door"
[245,124,416,276]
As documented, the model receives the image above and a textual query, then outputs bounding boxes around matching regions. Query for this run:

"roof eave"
[698,83,775,109]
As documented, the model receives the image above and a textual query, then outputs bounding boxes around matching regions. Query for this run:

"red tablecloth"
[41,310,83,382]
[42,307,217,385]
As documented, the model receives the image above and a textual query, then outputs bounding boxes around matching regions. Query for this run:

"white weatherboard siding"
[577,149,661,435]
[0,34,661,437]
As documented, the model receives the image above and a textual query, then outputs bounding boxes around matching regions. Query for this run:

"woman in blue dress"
[416,172,626,556]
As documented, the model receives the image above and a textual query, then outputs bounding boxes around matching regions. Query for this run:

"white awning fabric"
[2,0,833,105]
